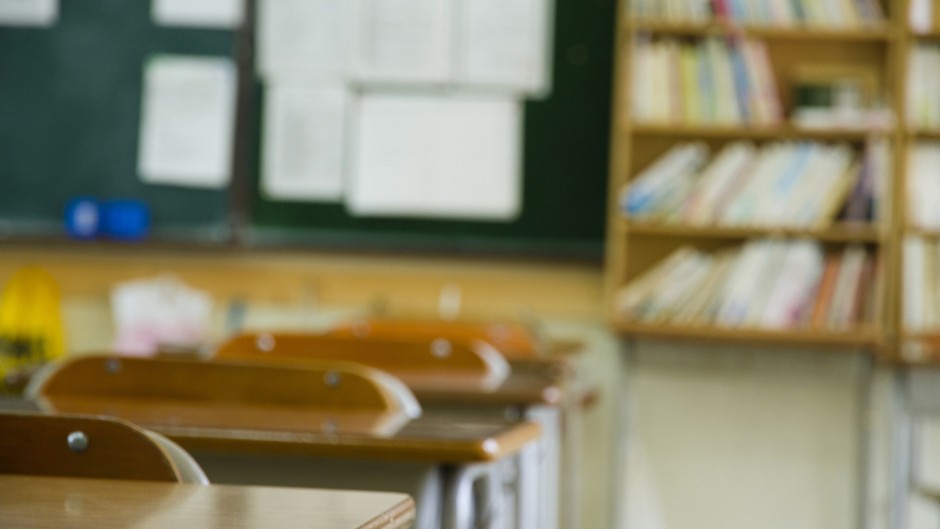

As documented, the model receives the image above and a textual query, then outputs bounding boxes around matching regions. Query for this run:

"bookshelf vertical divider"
[605,0,906,354]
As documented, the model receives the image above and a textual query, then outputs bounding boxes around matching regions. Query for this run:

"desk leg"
[891,369,913,529]
[444,463,506,529]
[524,406,560,529]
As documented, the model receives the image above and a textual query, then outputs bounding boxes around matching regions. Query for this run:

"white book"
[672,251,737,325]
[828,245,866,328]
[639,252,714,321]
[760,241,825,328]
[910,0,933,33]
[792,143,854,226]
[720,143,789,225]
[683,142,756,223]
[624,142,709,216]
[742,239,790,326]
[631,38,654,123]
[905,236,928,331]
[716,240,772,326]
[616,247,697,317]
[870,138,891,226]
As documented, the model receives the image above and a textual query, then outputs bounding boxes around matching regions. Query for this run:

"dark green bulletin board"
[0,0,615,259]
[0,0,237,241]
[248,0,616,260]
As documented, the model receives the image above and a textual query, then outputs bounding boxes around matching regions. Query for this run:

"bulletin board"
[0,0,615,259]
[248,0,616,259]
[0,0,237,242]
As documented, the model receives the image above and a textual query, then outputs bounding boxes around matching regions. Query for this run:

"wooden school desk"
[217,327,592,529]
[32,355,541,529]
[0,474,415,529]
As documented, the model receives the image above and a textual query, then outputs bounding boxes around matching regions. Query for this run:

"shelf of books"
[605,0,901,354]
[899,1,940,362]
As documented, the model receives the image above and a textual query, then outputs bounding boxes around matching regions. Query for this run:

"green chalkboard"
[0,0,237,242]
[0,0,614,258]
[248,0,615,260]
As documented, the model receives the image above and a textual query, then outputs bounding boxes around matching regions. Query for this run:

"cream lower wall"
[622,342,867,529]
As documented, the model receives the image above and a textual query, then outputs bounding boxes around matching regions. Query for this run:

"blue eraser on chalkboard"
[100,200,150,241]
[64,197,100,239]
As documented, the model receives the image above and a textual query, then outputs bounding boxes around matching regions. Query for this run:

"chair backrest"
[329,318,544,358]
[33,355,420,436]
[0,411,191,482]
[215,331,511,392]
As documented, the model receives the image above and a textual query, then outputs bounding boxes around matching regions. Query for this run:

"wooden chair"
[33,354,421,436]
[215,331,510,392]
[0,411,206,483]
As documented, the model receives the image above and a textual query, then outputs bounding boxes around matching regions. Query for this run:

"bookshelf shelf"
[615,321,882,349]
[629,124,886,140]
[620,221,884,242]
[905,226,940,238]
[628,20,895,41]
[909,129,940,139]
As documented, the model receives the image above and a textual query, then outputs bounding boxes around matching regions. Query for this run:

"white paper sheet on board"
[137,56,237,189]
[256,0,354,80]
[353,0,454,84]
[348,93,522,220]
[0,0,57,26]
[261,82,348,202]
[152,0,243,28]
[458,0,553,95]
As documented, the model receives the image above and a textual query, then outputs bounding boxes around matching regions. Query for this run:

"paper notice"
[348,92,522,220]
[256,0,354,79]
[152,0,243,28]
[0,0,56,26]
[458,0,553,95]
[261,82,348,201]
[353,0,454,84]
[137,56,238,189]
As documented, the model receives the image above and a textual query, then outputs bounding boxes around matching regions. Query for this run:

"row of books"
[616,240,877,330]
[903,236,940,331]
[631,37,781,125]
[629,0,884,28]
[907,142,940,230]
[620,139,889,227]
[907,43,940,130]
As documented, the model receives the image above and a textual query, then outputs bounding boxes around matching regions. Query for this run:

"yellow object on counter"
[0,267,65,391]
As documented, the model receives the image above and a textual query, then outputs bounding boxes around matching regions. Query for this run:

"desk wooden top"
[34,394,540,463]
[0,474,415,529]
[156,413,540,464]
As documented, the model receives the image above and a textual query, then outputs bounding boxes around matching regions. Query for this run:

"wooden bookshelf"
[604,0,902,354]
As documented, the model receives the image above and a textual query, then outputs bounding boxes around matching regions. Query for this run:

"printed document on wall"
[353,0,454,84]
[152,0,243,28]
[137,56,237,189]
[458,0,553,95]
[256,0,354,79]
[0,0,56,26]
[348,93,522,220]
[261,82,348,202]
